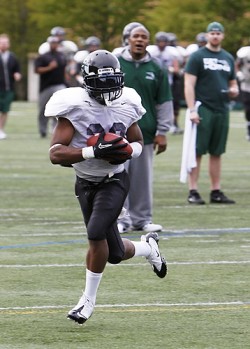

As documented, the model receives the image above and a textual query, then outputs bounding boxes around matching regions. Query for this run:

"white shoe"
[141,232,167,278]
[67,294,94,324]
[117,222,130,234]
[142,222,162,232]
[0,130,7,140]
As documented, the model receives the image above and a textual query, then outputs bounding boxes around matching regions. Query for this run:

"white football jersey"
[45,86,145,179]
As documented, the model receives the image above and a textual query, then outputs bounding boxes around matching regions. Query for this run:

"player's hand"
[48,60,58,70]
[228,87,239,99]
[153,135,167,155]
[108,158,129,165]
[93,132,127,159]
[190,110,201,124]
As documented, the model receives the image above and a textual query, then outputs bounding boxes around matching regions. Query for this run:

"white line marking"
[0,227,250,238]
[0,260,249,268]
[0,301,248,311]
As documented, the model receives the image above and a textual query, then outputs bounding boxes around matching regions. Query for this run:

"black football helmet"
[81,50,124,105]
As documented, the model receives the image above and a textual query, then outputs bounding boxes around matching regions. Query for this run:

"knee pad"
[108,252,124,265]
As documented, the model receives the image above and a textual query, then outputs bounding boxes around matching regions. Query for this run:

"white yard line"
[0,260,250,268]
[0,301,249,312]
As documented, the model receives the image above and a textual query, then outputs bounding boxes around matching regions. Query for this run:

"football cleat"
[210,190,235,204]
[67,294,94,325]
[141,232,167,278]
[188,190,205,205]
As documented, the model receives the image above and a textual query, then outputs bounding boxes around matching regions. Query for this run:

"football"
[87,132,133,161]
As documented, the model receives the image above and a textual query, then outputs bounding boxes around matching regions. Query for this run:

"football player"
[45,50,167,325]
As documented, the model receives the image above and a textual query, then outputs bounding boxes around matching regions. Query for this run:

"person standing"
[0,34,22,139]
[147,31,183,134]
[35,36,67,138]
[73,36,102,85]
[235,44,250,141]
[186,32,207,56]
[116,26,174,233]
[45,49,167,324]
[184,22,239,205]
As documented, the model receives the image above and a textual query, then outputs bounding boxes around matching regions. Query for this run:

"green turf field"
[0,102,249,349]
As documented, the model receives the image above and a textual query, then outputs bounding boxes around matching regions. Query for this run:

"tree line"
[0,0,249,99]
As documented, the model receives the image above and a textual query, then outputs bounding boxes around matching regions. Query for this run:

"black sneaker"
[188,190,205,205]
[210,190,235,204]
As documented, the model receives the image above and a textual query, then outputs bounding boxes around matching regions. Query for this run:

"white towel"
[180,102,201,183]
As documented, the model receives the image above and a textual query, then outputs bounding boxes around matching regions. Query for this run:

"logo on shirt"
[203,58,230,72]
[145,72,155,80]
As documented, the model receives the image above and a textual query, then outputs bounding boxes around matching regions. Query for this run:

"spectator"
[35,36,67,138]
[73,36,102,85]
[38,26,78,58]
[0,33,22,139]
[112,22,145,56]
[166,32,187,134]
[147,32,182,134]
[116,26,174,233]
[184,21,239,205]
[45,49,167,324]
[235,44,250,141]
[38,26,78,88]
[186,32,207,56]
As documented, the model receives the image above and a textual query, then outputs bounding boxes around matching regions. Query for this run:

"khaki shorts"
[196,104,229,156]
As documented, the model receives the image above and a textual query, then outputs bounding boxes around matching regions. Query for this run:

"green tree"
[145,0,250,53]
[26,0,153,50]
[1,0,250,99]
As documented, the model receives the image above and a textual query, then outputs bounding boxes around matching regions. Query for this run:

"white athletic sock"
[84,269,103,304]
[131,241,151,258]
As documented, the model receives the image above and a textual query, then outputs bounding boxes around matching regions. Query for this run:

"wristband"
[189,108,197,113]
[82,146,95,159]
[130,142,143,158]
[49,143,62,152]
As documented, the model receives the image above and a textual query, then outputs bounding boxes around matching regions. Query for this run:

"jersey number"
[87,123,126,137]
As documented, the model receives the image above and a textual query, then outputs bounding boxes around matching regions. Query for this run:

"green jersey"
[185,47,236,112]
[118,55,172,144]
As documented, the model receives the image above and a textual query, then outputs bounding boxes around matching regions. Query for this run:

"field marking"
[1,227,250,239]
[0,260,250,269]
[0,227,250,251]
[0,301,249,315]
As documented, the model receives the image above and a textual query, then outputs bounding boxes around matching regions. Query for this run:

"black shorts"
[75,171,130,264]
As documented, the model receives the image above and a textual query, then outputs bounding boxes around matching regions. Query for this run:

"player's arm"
[49,117,133,166]
[49,117,83,166]
[184,72,200,124]
[228,79,239,98]
[126,122,144,159]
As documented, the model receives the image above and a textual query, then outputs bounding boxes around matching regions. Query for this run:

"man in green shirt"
[184,21,239,205]
[116,25,173,233]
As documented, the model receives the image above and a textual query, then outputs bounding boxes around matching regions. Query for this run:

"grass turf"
[0,102,249,349]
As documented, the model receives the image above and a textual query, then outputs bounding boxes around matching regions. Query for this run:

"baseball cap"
[206,22,224,33]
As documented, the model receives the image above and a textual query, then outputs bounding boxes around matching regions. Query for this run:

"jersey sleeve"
[122,87,146,120]
[44,87,83,117]
[185,52,201,76]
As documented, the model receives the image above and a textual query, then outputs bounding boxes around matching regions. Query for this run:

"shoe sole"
[153,258,167,278]
[67,312,88,325]
[146,233,168,279]
[210,200,235,204]
[188,199,205,205]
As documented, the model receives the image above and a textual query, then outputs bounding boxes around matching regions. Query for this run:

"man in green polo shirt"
[184,21,239,205]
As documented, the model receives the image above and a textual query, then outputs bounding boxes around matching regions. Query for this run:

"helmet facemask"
[84,67,124,106]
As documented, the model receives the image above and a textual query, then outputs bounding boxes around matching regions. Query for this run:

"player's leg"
[68,173,129,324]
